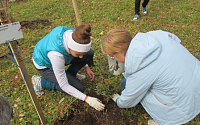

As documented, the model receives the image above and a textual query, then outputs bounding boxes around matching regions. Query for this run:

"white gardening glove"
[85,96,105,111]
[111,93,120,103]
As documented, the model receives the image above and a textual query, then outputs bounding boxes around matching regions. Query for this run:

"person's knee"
[87,49,94,66]
[87,49,94,58]
[0,95,13,125]
[71,81,85,92]
[66,72,85,92]
[79,85,85,93]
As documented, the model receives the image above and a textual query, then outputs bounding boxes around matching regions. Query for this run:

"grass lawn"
[0,0,200,124]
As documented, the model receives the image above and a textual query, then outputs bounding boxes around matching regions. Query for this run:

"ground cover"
[0,0,200,124]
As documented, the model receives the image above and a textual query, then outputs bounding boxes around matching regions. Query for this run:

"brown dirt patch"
[20,19,52,29]
[54,91,139,125]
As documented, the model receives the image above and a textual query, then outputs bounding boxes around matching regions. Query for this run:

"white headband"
[67,32,92,52]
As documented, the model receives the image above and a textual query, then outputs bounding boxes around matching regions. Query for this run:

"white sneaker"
[32,75,44,95]
[133,14,139,21]
[76,73,86,80]
[143,7,147,15]
[148,119,159,125]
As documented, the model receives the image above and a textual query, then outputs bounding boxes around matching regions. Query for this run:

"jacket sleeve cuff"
[116,98,119,104]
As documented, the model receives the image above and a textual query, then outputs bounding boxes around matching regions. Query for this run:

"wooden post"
[72,0,81,26]
[0,1,47,124]
[9,41,47,125]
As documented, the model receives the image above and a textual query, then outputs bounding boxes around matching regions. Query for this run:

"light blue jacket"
[32,26,75,70]
[117,30,200,125]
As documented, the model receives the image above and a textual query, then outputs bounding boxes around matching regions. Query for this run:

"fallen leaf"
[15,98,21,102]
[59,98,65,104]
[19,118,23,122]
[19,113,25,117]
[100,31,104,35]
[104,79,109,83]
[14,104,18,107]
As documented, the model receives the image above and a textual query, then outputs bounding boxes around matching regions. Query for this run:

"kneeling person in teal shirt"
[32,24,105,111]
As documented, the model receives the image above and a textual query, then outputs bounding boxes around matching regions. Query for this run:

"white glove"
[85,96,105,111]
[111,93,120,103]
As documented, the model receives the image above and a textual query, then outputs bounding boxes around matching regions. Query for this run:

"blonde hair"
[101,29,132,56]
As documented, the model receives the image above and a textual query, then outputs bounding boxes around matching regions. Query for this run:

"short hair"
[0,95,13,125]
[101,29,132,56]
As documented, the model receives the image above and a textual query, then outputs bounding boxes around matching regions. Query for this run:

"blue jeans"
[36,68,85,93]
[35,49,94,93]
[121,78,126,91]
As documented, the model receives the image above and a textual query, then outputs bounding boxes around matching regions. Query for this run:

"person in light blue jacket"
[101,29,200,125]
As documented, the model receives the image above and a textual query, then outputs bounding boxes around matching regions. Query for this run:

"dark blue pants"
[35,49,94,93]
[135,0,150,15]
[121,78,126,91]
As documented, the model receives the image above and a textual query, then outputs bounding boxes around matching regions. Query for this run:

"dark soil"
[55,91,139,125]
[20,20,52,29]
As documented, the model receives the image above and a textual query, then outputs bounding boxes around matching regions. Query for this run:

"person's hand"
[85,66,94,81]
[85,96,105,111]
[111,94,120,103]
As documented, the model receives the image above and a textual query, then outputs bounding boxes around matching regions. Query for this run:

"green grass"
[0,0,200,124]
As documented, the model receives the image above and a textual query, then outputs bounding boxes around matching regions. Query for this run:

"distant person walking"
[133,0,150,20]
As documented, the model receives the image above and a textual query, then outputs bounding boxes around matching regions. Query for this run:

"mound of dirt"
[55,91,139,125]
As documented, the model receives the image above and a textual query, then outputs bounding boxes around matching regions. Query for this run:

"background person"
[133,0,150,20]
[0,95,13,125]
[32,24,105,111]
[101,29,200,124]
